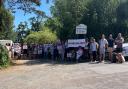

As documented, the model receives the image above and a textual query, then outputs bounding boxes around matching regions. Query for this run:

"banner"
[68,39,85,47]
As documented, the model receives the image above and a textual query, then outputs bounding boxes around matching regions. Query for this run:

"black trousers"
[92,51,97,61]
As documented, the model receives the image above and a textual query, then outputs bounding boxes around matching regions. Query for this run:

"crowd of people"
[4,33,126,64]
[65,33,125,63]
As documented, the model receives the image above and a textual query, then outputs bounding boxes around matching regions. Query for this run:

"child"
[76,46,83,62]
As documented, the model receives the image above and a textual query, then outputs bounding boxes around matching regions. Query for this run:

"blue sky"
[13,1,53,29]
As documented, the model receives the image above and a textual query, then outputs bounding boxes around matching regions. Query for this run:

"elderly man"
[115,33,124,53]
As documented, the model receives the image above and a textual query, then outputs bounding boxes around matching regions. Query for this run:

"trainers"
[102,60,105,63]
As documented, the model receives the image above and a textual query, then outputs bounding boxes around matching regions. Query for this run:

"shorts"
[99,48,105,57]
[108,47,113,53]
[116,48,123,53]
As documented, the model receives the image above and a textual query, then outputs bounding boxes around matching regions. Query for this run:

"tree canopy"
[25,27,57,44]
[1,0,128,43]
[51,0,89,41]
[50,0,128,41]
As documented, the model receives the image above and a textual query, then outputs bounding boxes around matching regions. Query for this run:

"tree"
[44,18,62,32]
[116,0,128,40]
[52,0,89,41]
[0,0,41,13]
[29,14,45,32]
[25,27,57,44]
[0,7,16,40]
[81,0,121,38]
[16,22,28,43]
[0,0,52,13]
[52,0,128,40]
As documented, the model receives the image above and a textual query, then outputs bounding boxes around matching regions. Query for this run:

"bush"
[0,44,10,68]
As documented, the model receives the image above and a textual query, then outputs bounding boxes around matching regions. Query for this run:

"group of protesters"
[5,33,125,63]
[22,44,64,60]
[65,33,125,63]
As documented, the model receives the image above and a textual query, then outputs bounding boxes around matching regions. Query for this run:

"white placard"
[76,24,87,34]
[68,39,85,47]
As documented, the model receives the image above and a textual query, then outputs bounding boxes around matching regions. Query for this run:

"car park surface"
[0,60,128,89]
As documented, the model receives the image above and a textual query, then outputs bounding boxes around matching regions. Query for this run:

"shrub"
[0,44,10,68]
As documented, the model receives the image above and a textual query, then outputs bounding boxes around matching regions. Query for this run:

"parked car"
[114,43,128,57]
[122,43,128,57]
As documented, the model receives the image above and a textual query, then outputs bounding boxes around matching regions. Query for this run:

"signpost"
[76,24,87,34]
[67,24,87,48]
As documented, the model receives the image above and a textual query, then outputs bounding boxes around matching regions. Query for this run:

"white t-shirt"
[67,52,72,58]
[99,39,108,49]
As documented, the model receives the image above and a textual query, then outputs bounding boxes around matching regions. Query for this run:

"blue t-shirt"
[108,39,114,47]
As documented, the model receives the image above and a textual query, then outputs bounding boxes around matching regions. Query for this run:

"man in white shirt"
[99,34,108,62]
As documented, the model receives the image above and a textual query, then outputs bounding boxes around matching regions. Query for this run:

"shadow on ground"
[11,59,81,66]
[12,57,128,67]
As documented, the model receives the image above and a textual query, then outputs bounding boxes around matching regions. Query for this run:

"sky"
[13,0,53,29]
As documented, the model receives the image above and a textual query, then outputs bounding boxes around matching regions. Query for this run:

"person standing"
[84,38,89,59]
[47,47,51,59]
[99,34,108,63]
[6,43,11,59]
[76,46,83,62]
[57,44,63,60]
[33,45,38,59]
[90,38,98,62]
[38,45,42,59]
[108,34,114,62]
[10,44,14,59]
[53,46,59,60]
[23,44,28,58]
[89,38,93,61]
[115,33,124,53]
[115,33,125,63]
